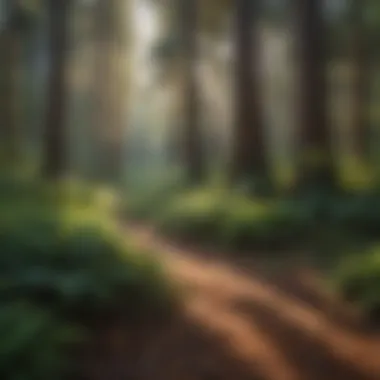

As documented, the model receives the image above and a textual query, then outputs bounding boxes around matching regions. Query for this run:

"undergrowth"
[126,187,380,252]
[0,173,175,379]
[334,247,380,324]
[125,186,380,321]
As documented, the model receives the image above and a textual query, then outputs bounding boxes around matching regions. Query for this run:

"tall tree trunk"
[229,0,269,193]
[42,0,72,179]
[350,0,370,165]
[92,0,129,183]
[0,1,21,165]
[180,0,204,184]
[294,0,335,191]
[92,0,111,181]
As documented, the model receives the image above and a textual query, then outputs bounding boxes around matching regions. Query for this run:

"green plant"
[155,189,227,244]
[219,198,314,251]
[330,194,380,239]
[124,181,183,221]
[0,302,83,380]
[147,186,380,253]
[0,212,174,321]
[335,247,380,321]
[154,190,315,252]
[0,174,176,378]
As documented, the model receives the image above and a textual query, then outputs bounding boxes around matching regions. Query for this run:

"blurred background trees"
[2,1,380,376]
[3,0,380,189]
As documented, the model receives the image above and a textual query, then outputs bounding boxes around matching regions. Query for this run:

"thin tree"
[42,0,72,178]
[294,0,336,191]
[92,0,130,182]
[0,0,24,165]
[179,0,204,184]
[229,0,270,193]
[349,0,371,166]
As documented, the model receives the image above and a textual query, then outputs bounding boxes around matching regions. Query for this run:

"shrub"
[0,174,175,378]
[334,247,380,322]
[0,221,173,322]
[219,198,315,251]
[156,189,227,244]
[330,194,380,239]
[124,182,183,221]
[0,302,83,380]
[154,190,316,252]
[144,187,380,253]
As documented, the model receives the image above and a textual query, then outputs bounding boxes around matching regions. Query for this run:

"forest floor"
[88,224,380,380]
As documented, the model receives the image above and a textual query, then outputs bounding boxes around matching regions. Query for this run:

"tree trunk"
[92,0,129,183]
[0,1,21,165]
[180,0,204,184]
[42,0,72,179]
[229,0,270,193]
[294,0,336,192]
[92,0,113,181]
[350,0,370,165]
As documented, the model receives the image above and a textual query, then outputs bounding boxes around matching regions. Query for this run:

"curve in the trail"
[127,225,380,380]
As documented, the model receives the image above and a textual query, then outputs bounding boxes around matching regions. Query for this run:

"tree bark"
[350,0,371,165]
[0,1,22,165]
[42,0,72,179]
[92,0,129,182]
[229,0,269,193]
[294,0,336,191]
[180,0,204,184]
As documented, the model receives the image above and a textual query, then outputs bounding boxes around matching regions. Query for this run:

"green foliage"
[124,180,183,221]
[218,198,313,251]
[0,303,82,380]
[0,174,174,378]
[156,190,227,245]
[153,190,314,252]
[129,187,380,253]
[335,247,380,321]
[330,194,380,239]
[0,220,173,322]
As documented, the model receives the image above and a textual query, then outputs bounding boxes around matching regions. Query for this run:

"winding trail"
[127,225,380,380]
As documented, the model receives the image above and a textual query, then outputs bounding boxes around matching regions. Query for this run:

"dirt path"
[128,225,380,380]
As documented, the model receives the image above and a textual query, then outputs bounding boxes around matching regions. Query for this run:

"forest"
[1,0,380,379]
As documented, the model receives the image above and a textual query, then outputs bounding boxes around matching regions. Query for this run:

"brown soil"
[85,225,380,380]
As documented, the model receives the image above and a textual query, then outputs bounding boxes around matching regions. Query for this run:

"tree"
[152,0,234,184]
[229,0,270,193]
[294,0,336,192]
[0,0,31,164]
[179,0,204,184]
[92,0,130,182]
[42,0,72,178]
[349,0,371,166]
